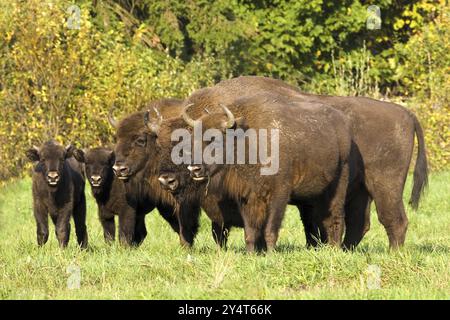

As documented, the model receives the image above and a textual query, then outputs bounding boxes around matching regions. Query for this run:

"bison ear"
[222,117,246,131]
[26,146,40,162]
[72,148,85,163]
[235,117,246,129]
[108,151,115,165]
[65,144,75,159]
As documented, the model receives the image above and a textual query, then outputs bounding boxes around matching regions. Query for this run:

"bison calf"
[73,147,147,245]
[26,140,88,248]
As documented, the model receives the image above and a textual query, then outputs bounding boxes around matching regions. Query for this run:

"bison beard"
[25,140,88,248]
[161,164,244,248]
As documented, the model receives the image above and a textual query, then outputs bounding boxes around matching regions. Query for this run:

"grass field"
[0,172,449,300]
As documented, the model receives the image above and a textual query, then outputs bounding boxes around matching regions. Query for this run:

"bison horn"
[220,104,235,129]
[144,107,163,133]
[182,103,197,127]
[107,106,118,128]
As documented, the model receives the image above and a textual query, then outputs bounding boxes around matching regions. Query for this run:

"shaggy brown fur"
[73,147,149,246]
[156,94,354,252]
[111,98,200,246]
[26,140,87,248]
[156,76,428,249]
[192,76,427,249]
[158,163,244,248]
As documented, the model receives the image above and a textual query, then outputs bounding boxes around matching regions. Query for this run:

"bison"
[156,76,428,249]
[153,94,355,252]
[108,98,201,247]
[159,167,243,248]
[72,147,148,245]
[25,140,88,248]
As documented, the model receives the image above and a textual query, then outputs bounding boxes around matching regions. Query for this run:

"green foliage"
[0,0,217,181]
[395,1,450,170]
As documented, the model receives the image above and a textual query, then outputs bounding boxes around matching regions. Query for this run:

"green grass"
[0,172,449,300]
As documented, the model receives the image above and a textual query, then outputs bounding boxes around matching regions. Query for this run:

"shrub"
[0,0,217,181]
[395,2,450,170]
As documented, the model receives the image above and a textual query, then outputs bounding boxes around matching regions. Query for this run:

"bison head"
[150,116,193,194]
[26,140,74,187]
[154,103,241,193]
[109,108,162,181]
[73,147,115,188]
[183,103,240,182]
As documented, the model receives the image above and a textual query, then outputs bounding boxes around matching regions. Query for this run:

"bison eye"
[135,137,146,147]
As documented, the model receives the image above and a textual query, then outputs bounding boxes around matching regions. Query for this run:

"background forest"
[0,0,449,182]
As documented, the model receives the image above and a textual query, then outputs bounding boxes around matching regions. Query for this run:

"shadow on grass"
[353,242,450,254]
[196,242,309,255]
[352,244,388,254]
[411,243,450,254]
[275,243,308,253]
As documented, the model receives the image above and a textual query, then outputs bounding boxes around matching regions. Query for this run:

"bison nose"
[112,163,130,179]
[187,165,202,174]
[187,165,205,180]
[158,173,179,191]
[188,165,202,177]
[90,175,102,186]
[47,171,59,179]
[47,171,60,185]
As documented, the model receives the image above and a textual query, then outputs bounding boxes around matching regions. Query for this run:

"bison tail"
[409,114,428,210]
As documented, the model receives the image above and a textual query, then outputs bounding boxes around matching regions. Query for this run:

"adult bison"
[108,98,201,247]
[154,94,355,252]
[73,147,148,246]
[26,140,88,248]
[159,164,243,248]
[157,76,428,249]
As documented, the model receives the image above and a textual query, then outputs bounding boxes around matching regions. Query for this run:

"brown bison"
[109,98,201,247]
[26,140,88,248]
[156,76,428,249]
[159,168,243,248]
[73,147,148,245]
[153,94,355,252]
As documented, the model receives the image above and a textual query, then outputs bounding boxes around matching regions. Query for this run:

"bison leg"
[240,197,266,253]
[297,203,323,248]
[342,187,372,250]
[243,225,260,253]
[99,214,115,243]
[54,211,71,248]
[132,213,147,246]
[211,222,229,249]
[177,205,201,247]
[73,194,88,249]
[158,204,200,248]
[118,209,136,246]
[373,193,408,249]
[322,166,348,247]
[255,233,267,252]
[264,197,289,252]
[34,203,49,246]
[157,206,180,234]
